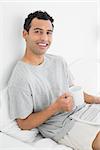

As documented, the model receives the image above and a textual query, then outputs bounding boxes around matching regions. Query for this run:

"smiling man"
[8,11,100,150]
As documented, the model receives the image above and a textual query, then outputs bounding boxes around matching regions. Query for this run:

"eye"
[47,31,52,35]
[34,30,40,33]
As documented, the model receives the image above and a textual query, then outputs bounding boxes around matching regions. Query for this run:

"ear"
[23,30,28,41]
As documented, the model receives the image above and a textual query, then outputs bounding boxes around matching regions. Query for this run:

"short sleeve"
[7,86,33,120]
[61,57,75,87]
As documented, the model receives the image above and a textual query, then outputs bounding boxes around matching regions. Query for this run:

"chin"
[38,49,48,55]
[35,51,46,56]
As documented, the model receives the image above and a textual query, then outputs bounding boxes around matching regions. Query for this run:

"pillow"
[0,87,38,143]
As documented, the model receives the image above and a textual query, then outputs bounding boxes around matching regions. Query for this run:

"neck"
[22,49,44,65]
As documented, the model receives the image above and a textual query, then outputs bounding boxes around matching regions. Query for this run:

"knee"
[92,142,100,150]
[92,132,100,150]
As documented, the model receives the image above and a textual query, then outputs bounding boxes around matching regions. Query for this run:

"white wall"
[97,0,100,95]
[0,1,99,94]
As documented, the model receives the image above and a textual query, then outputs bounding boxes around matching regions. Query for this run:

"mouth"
[37,42,49,49]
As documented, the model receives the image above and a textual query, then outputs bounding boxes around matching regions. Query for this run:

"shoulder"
[45,54,67,64]
[8,61,30,87]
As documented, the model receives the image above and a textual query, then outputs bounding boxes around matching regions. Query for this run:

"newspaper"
[70,104,100,125]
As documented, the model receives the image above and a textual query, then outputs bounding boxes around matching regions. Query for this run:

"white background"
[0,1,100,149]
[0,0,100,95]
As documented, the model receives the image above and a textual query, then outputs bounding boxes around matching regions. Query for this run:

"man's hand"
[84,92,100,104]
[55,93,75,112]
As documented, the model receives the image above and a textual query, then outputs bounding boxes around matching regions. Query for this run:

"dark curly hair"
[24,10,54,32]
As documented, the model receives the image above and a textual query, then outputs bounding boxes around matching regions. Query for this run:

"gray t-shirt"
[8,54,77,141]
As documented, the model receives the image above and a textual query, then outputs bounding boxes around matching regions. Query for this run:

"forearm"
[84,92,100,104]
[16,92,75,130]
[16,102,59,130]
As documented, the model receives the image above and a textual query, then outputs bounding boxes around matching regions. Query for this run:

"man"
[8,11,100,150]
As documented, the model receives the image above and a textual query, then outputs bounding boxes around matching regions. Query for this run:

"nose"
[40,32,48,41]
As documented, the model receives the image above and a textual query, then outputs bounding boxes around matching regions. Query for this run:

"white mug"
[69,85,84,106]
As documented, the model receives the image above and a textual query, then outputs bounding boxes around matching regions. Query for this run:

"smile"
[37,42,49,48]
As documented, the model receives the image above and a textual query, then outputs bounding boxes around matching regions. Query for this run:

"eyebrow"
[33,28,53,32]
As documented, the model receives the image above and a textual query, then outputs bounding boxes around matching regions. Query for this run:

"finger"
[66,96,73,103]
[62,92,71,98]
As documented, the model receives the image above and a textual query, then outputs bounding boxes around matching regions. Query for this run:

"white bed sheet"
[0,132,73,150]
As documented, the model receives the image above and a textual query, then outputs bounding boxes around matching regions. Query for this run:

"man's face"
[23,18,53,56]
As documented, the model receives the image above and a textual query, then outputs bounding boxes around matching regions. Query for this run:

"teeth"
[38,43,47,46]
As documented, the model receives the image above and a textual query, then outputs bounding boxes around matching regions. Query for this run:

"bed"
[0,129,72,150]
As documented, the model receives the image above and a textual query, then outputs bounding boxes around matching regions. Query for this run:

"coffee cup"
[69,86,84,106]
